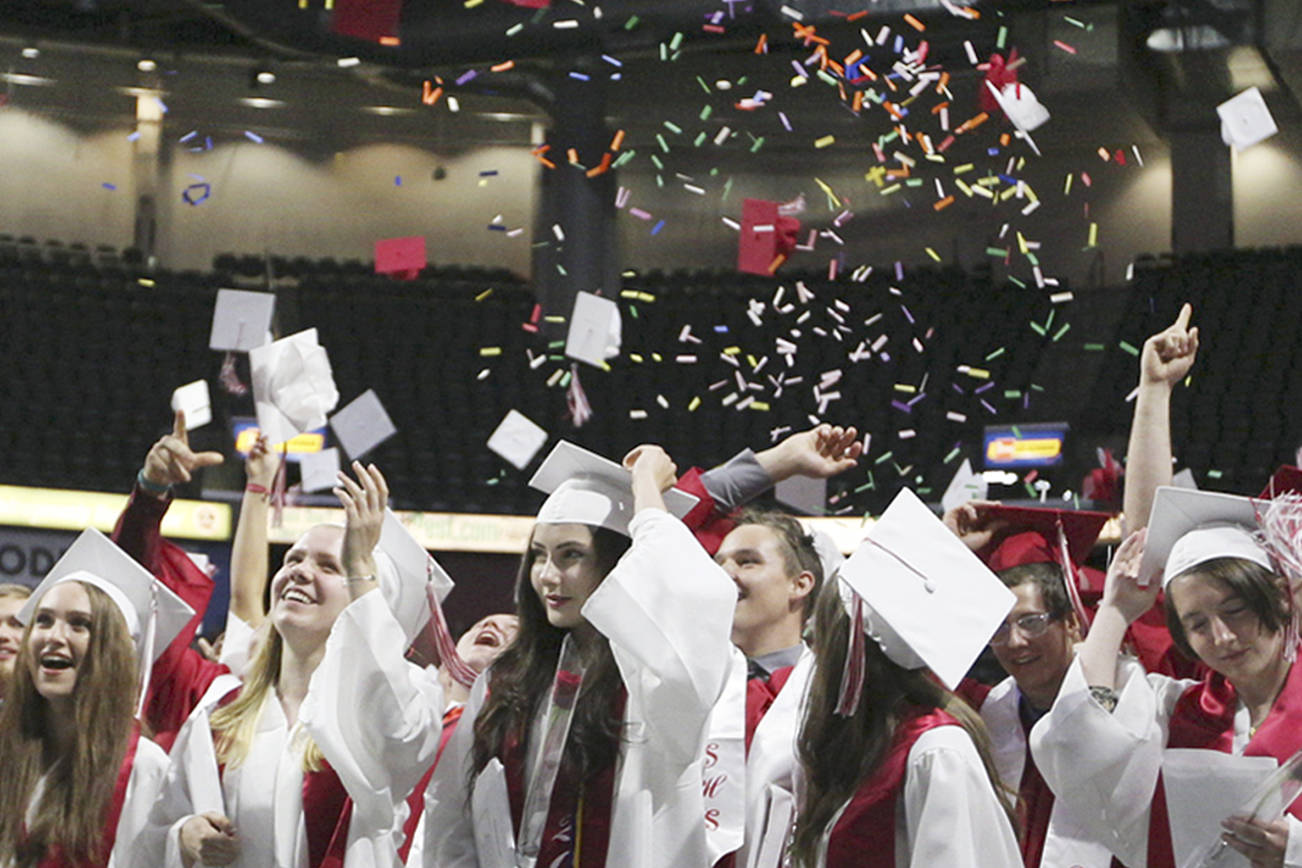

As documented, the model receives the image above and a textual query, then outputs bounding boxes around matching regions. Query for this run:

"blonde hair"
[209,625,325,772]
[0,583,32,601]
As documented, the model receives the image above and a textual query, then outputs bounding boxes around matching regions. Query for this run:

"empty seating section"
[2,239,1298,513]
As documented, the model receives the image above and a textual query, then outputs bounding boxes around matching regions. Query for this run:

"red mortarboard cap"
[332,0,403,42]
[375,236,427,280]
[979,505,1112,573]
[1260,465,1302,499]
[737,199,799,275]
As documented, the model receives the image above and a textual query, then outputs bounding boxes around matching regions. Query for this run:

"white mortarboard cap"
[209,288,275,352]
[329,389,397,460]
[941,457,988,513]
[528,440,699,537]
[807,527,844,581]
[487,410,549,470]
[171,380,212,431]
[1218,87,1278,150]
[775,475,827,516]
[984,80,1044,155]
[248,328,340,446]
[299,447,341,493]
[564,291,622,369]
[1172,468,1199,491]
[836,488,1015,689]
[997,82,1050,132]
[1139,486,1272,588]
[373,509,454,645]
[18,528,194,668]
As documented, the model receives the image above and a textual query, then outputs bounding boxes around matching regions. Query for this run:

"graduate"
[420,441,737,868]
[790,488,1022,868]
[0,583,31,701]
[946,502,1115,868]
[1032,487,1302,868]
[136,462,446,868]
[0,528,187,868]
[705,510,832,868]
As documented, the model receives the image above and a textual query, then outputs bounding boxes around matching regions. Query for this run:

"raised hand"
[333,462,388,582]
[758,423,863,482]
[1140,303,1199,387]
[244,433,277,489]
[942,499,1005,552]
[141,411,224,494]
[623,444,678,493]
[178,812,239,868]
[1100,528,1155,625]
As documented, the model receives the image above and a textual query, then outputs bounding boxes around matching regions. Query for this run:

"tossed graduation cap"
[209,288,275,352]
[737,198,799,276]
[1260,466,1302,500]
[329,389,397,460]
[298,448,341,493]
[374,236,426,278]
[528,441,699,537]
[19,528,194,713]
[486,409,548,471]
[1138,486,1272,588]
[171,379,212,431]
[565,292,622,369]
[836,488,1015,692]
[1218,87,1278,150]
[248,328,340,445]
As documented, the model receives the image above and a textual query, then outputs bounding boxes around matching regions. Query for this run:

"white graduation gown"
[979,676,1113,868]
[23,734,169,868]
[136,591,442,868]
[1030,656,1302,868]
[807,725,1022,868]
[421,507,737,868]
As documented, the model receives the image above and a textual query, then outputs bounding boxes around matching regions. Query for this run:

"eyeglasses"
[990,612,1057,647]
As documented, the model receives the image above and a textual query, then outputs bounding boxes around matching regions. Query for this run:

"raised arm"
[1123,304,1198,536]
[624,444,679,514]
[1078,528,1151,691]
[753,423,862,486]
[228,435,276,628]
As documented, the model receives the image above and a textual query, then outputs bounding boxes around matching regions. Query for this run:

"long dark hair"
[0,582,137,867]
[472,524,630,786]
[790,584,1015,866]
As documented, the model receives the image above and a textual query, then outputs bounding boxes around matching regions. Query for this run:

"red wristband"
[245,483,269,495]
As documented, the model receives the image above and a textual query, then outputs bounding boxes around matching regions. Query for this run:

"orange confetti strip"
[837,82,848,103]
[536,156,557,169]
[956,112,989,133]
[857,65,877,82]
[844,49,863,67]
[937,71,950,92]
[852,91,864,113]
[846,9,869,21]
[903,13,925,31]
[379,36,401,46]
[532,144,550,155]
[610,129,626,151]
[767,253,787,275]
[884,102,904,120]
[930,101,949,114]
[933,195,955,211]
[585,152,613,177]
[490,60,515,72]
[827,58,843,77]
[999,132,1011,146]
[754,33,768,54]
[421,81,443,105]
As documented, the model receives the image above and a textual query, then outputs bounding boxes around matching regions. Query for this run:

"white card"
[209,289,275,352]
[171,379,212,430]
[487,410,548,470]
[329,389,397,459]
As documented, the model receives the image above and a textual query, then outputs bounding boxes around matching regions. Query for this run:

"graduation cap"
[19,528,194,712]
[248,328,340,445]
[941,458,987,514]
[1260,466,1302,500]
[1218,87,1278,150]
[836,488,1015,694]
[374,510,478,685]
[486,409,549,471]
[299,448,341,493]
[171,380,212,431]
[329,389,397,460]
[980,505,1112,573]
[564,292,622,369]
[374,236,427,280]
[1139,486,1271,588]
[737,198,800,276]
[209,288,275,352]
[528,441,699,537]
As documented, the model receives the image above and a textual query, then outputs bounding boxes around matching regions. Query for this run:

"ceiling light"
[116,86,163,97]
[1,72,56,86]
[255,69,276,86]
[21,47,39,59]
[137,58,157,72]
[337,56,361,68]
[239,96,285,109]
[361,105,415,116]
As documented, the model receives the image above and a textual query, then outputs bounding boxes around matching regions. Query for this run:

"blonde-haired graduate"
[0,529,188,867]
[136,462,446,868]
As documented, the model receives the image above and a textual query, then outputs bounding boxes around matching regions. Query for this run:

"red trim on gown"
[395,704,466,864]
[34,725,141,868]
[1143,662,1302,868]
[500,689,627,868]
[112,486,230,750]
[825,707,960,868]
[675,468,736,556]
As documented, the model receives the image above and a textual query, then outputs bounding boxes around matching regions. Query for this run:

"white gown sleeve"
[1286,814,1302,868]
[900,727,1021,868]
[581,507,738,764]
[300,589,445,868]
[108,736,170,868]
[420,671,490,868]
[1029,655,1194,868]
[131,706,227,868]
[218,611,256,678]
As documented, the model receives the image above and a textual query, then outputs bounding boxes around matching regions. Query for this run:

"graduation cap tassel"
[218,351,249,396]
[1055,520,1092,639]
[566,363,592,428]
[834,593,867,717]
[135,586,159,720]
[1254,494,1302,662]
[424,561,480,688]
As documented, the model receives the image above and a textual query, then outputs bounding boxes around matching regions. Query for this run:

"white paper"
[298,447,341,493]
[329,388,397,459]
[209,288,275,352]
[170,379,212,430]
[486,409,548,470]
[941,458,988,513]
[565,291,622,368]
[249,329,339,445]
[1163,749,1277,868]
[1218,87,1278,150]
[471,759,517,868]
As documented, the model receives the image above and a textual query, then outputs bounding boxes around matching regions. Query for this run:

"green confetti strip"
[1119,341,1140,356]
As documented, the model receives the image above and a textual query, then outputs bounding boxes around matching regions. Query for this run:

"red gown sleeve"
[676,467,737,556]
